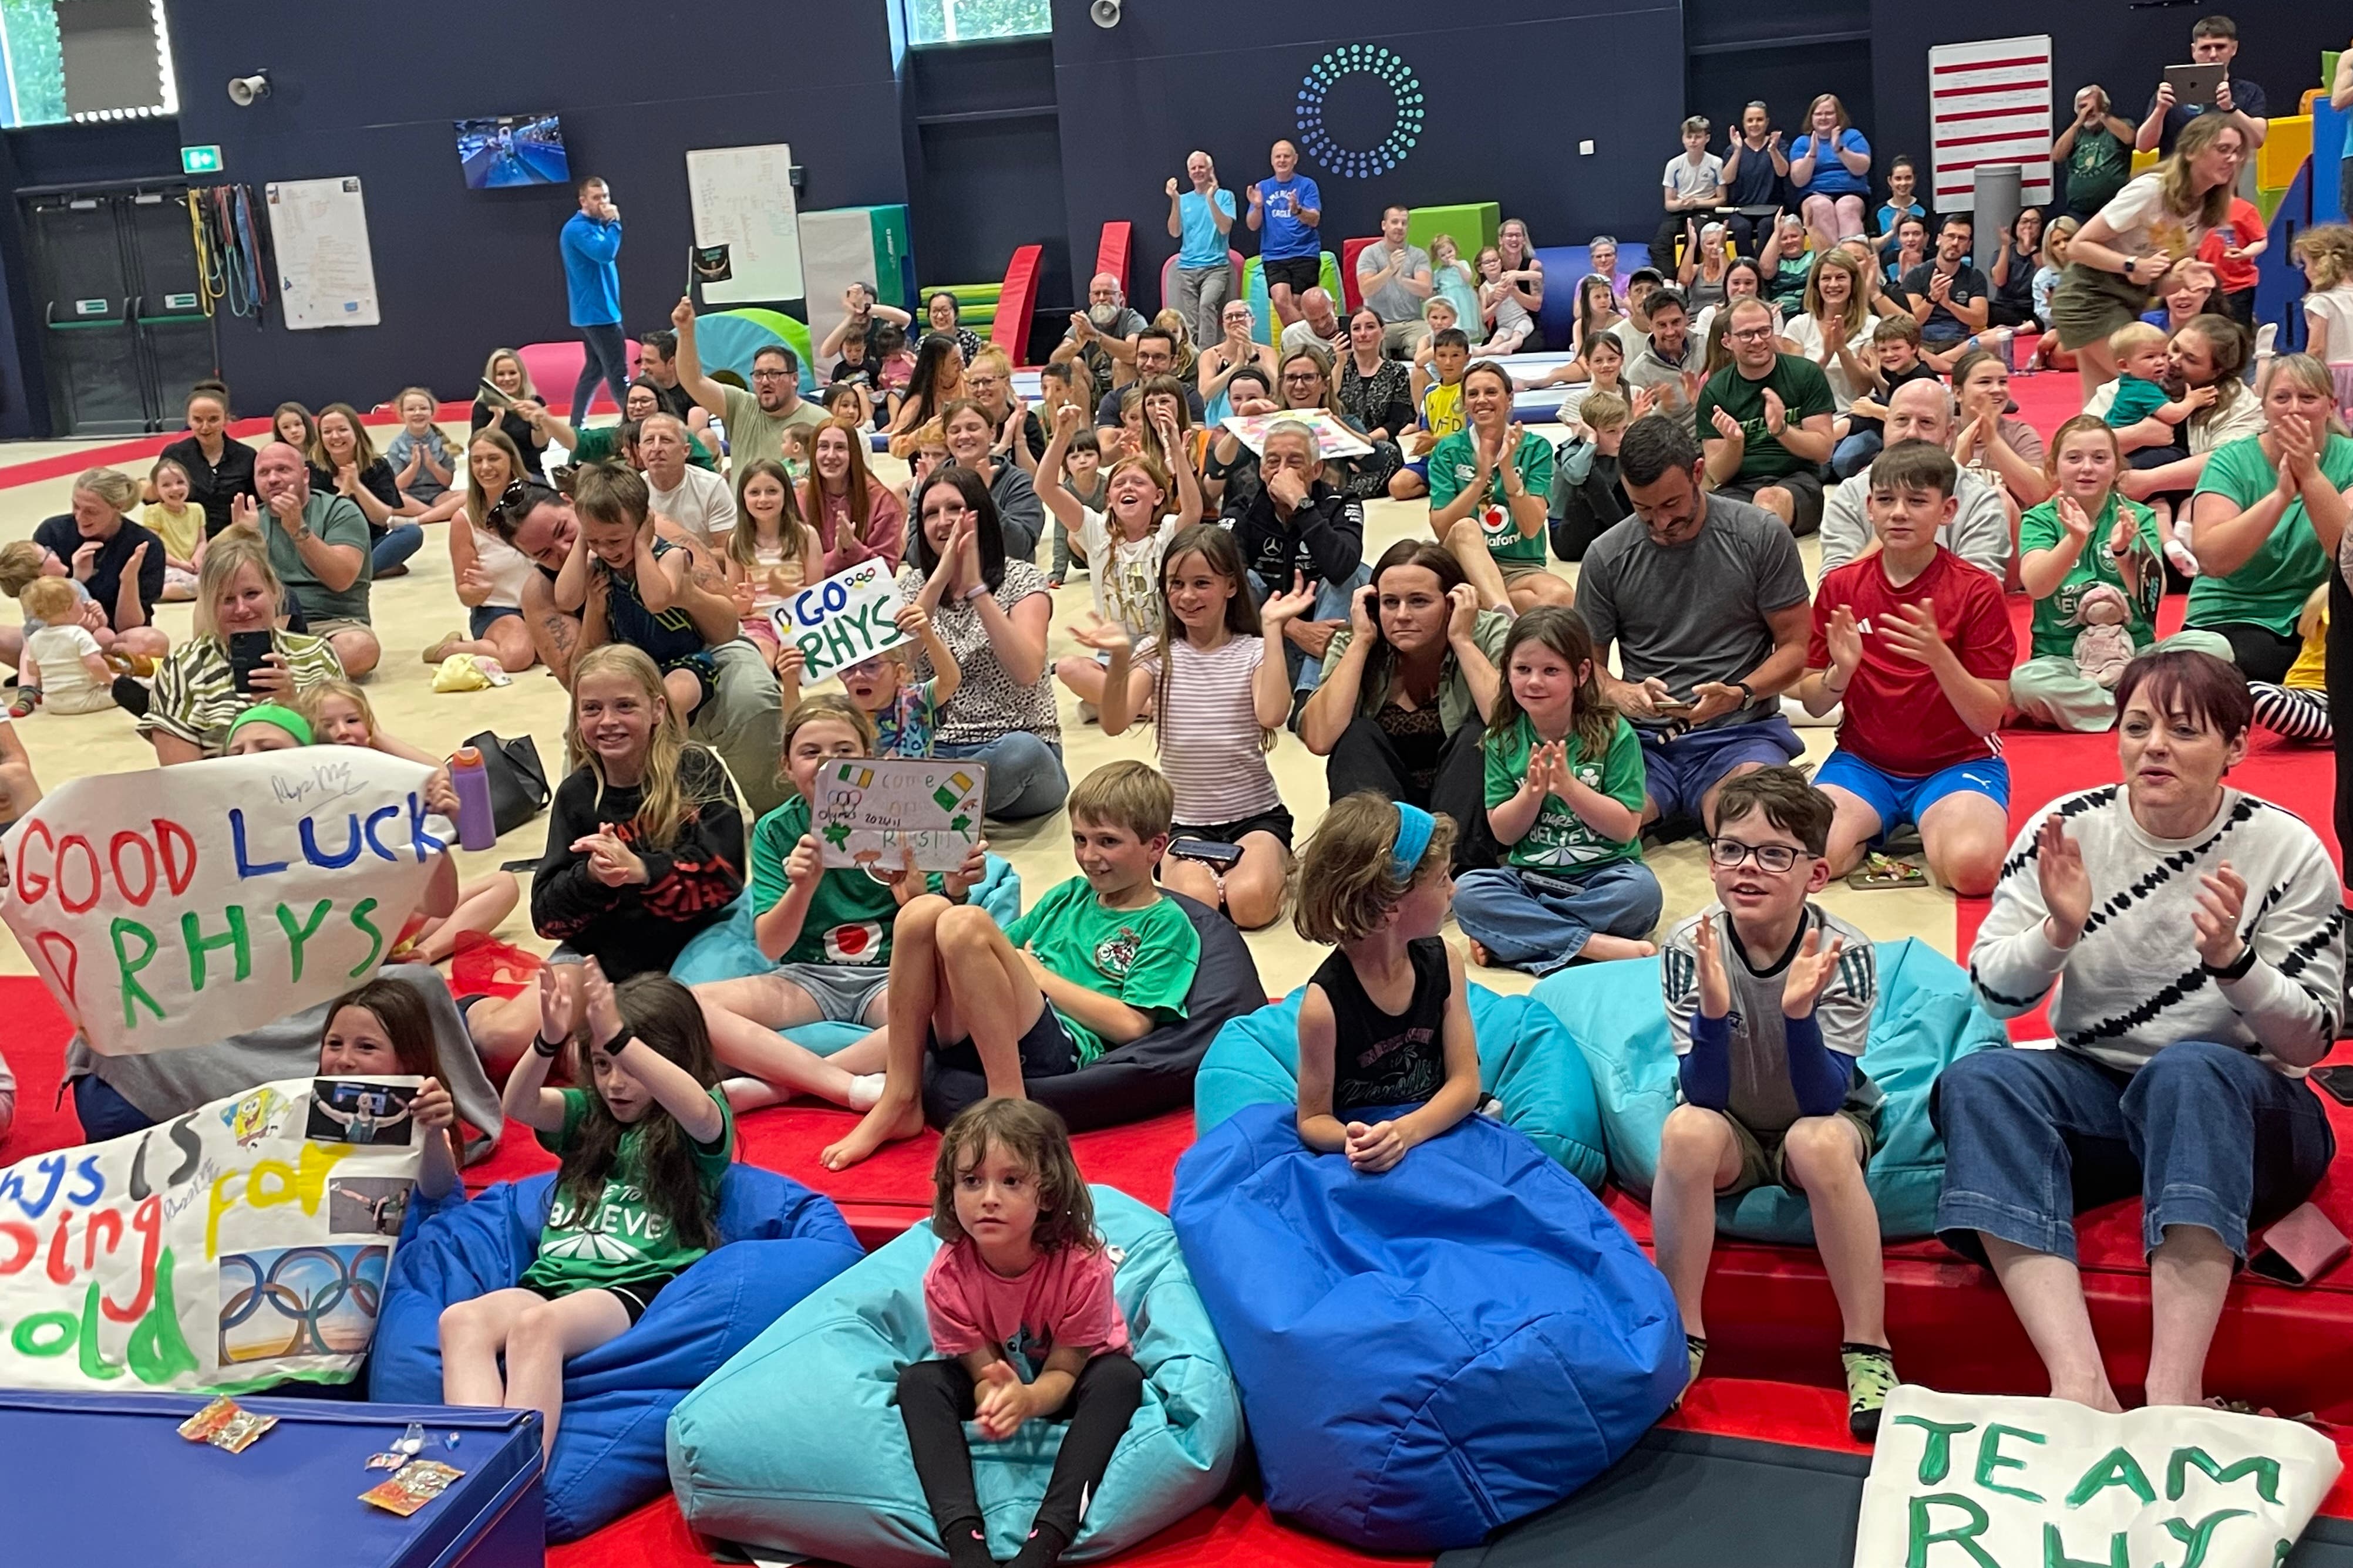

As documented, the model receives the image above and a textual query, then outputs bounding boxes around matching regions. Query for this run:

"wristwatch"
[1731,679,1756,703]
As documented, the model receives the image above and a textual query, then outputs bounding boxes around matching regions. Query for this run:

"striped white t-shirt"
[1136,632,1281,828]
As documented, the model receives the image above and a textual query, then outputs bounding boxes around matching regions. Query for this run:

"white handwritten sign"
[1217,407,1375,460]
[1854,1386,2341,1568]
[2,751,445,1056]
[770,558,908,683]
[0,1075,425,1392]
[813,757,986,873]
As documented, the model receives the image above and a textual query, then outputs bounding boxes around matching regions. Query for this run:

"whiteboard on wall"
[264,177,382,329]
[686,143,802,304]
[1928,36,2054,211]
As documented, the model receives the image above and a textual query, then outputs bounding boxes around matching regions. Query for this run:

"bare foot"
[1579,934,1659,963]
[1467,939,1495,967]
[819,1095,925,1170]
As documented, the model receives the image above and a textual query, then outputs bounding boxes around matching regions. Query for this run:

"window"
[906,0,1051,47]
[0,0,179,127]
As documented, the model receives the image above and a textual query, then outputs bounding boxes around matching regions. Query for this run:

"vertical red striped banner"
[1928,35,2054,211]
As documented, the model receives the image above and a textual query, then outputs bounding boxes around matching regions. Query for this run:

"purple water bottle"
[449,747,497,851]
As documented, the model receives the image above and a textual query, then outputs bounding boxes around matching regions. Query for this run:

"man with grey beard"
[1048,272,1146,406]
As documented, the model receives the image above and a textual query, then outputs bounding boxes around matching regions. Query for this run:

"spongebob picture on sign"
[812,758,987,875]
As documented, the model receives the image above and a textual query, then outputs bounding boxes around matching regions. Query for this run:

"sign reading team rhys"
[771,557,910,683]
[2,751,445,1056]
[1852,1386,2340,1568]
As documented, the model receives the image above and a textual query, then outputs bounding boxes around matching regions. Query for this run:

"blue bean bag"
[1171,1103,1682,1553]
[370,1167,863,1541]
[668,1188,1242,1566]
[1529,936,2007,1243]
[1193,984,1609,1192]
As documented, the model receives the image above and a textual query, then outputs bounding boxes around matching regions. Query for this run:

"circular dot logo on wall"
[1296,45,1425,180]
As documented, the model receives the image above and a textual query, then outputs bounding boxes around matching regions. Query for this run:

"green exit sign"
[180,144,222,176]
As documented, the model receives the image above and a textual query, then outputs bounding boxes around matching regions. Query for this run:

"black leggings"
[2202,621,2302,687]
[898,1353,1145,1556]
[1327,710,1496,874]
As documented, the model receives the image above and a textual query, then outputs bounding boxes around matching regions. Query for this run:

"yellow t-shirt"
[142,501,201,560]
[1422,377,1465,442]
[2285,603,2327,693]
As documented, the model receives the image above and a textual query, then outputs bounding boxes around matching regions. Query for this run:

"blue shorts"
[1403,455,1429,480]
[1639,716,1803,824]
[469,603,522,639]
[930,1001,1080,1080]
[1813,749,2009,838]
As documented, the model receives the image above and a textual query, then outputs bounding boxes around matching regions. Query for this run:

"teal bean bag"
[670,857,1021,989]
[666,1188,1243,1566]
[1193,984,1609,1193]
[1529,938,2006,1242]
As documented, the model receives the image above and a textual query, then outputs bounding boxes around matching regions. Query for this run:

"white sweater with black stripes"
[1969,787,2345,1075]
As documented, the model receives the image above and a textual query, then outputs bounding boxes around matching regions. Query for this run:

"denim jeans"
[73,1073,153,1141]
[371,521,425,574]
[1452,860,1664,975]
[1831,430,1881,480]
[1931,1040,2335,1264]
[1254,565,1371,694]
[934,732,1068,821]
[572,321,631,419]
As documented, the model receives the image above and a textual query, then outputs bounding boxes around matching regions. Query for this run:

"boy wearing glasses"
[1656,764,1893,1439]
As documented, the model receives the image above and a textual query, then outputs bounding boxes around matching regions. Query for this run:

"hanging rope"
[186,189,223,316]
[188,184,270,323]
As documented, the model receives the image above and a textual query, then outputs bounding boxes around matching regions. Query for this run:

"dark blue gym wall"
[1867,0,2342,220]
[1047,0,1685,311]
[158,0,911,413]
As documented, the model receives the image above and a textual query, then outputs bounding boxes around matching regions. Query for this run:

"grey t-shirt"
[1571,493,1809,730]
[1356,242,1432,325]
[1817,467,2012,582]
[274,492,373,626]
[1662,903,1883,1137]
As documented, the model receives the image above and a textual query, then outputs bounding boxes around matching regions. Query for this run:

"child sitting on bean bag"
[901,1098,1146,1568]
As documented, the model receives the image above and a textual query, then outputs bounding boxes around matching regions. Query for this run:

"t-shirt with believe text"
[520,1086,735,1297]
[1808,546,2015,776]
[1483,711,1648,872]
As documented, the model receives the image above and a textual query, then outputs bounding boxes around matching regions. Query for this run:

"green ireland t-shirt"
[748,795,919,967]
[1694,354,1836,480]
[2018,494,2164,660]
[2186,434,2353,638]
[520,1085,735,1297]
[1004,876,1200,1066]
[1483,711,1648,872]
[1426,429,1556,566]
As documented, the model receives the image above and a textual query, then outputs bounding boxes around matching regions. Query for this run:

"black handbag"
[462,730,551,837]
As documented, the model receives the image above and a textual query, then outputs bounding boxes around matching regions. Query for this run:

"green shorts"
[1721,1105,1880,1198]
[1495,554,1551,582]
[2049,261,2152,353]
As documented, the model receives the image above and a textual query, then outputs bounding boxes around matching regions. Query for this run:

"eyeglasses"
[1729,326,1776,342]
[750,369,792,381]
[1708,838,1801,874]
[1282,372,1323,385]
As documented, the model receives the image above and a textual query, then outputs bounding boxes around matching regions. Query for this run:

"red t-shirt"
[1808,546,2016,776]
[924,1236,1132,1369]
[2198,200,2265,294]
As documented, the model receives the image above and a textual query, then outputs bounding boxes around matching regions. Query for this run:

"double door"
[22,182,216,436]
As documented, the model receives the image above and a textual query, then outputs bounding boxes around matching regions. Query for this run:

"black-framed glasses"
[1708,838,1801,874]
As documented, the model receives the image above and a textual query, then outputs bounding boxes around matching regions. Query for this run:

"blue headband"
[1389,803,1436,881]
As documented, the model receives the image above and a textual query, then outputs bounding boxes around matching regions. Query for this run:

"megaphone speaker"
[1089,0,1121,28]
[227,73,271,107]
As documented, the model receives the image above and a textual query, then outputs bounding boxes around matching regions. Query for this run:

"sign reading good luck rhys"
[2,752,447,1057]
[1854,1387,2340,1568]
[0,1075,426,1392]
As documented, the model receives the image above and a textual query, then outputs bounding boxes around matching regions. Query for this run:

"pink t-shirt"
[924,1237,1131,1370]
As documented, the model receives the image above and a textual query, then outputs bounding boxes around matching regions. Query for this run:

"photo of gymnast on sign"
[306,1080,419,1147]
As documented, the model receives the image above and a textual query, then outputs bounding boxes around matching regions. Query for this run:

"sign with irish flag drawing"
[812,758,986,874]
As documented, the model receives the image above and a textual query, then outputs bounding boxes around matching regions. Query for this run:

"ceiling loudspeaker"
[226,72,270,107]
[1089,0,1121,28]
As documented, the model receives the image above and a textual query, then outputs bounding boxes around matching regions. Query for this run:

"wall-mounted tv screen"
[456,114,570,190]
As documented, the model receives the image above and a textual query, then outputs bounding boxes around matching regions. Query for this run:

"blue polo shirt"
[1256,176,1322,261]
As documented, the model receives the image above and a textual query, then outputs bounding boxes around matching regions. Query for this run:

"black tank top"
[1313,936,1452,1115]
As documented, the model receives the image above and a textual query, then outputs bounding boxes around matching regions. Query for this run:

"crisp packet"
[210,1408,277,1452]
[363,1452,408,1471]
[361,1460,464,1516]
[177,1396,239,1442]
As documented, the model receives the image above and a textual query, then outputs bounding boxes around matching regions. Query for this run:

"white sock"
[847,1073,888,1111]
